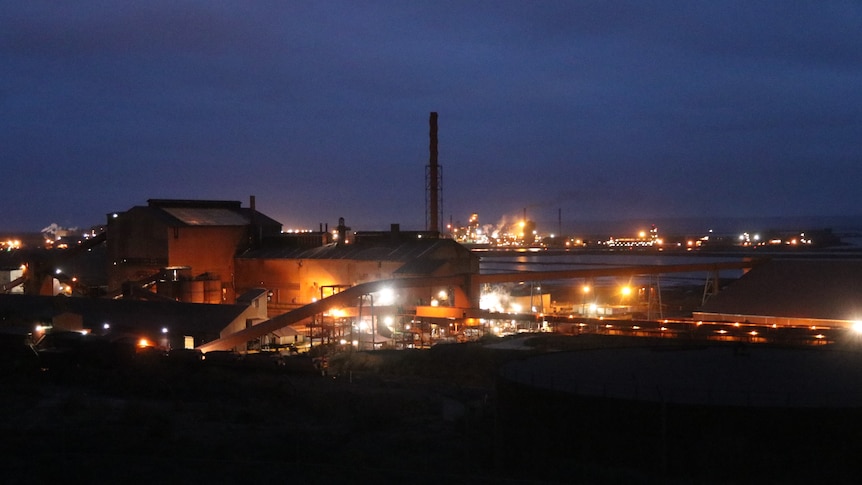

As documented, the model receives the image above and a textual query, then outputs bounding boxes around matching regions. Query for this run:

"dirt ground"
[0,335,740,484]
[0,337,543,483]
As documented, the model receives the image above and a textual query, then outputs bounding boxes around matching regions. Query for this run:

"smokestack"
[428,112,439,233]
[249,195,259,247]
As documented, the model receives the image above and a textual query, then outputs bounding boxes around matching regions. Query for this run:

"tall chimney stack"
[248,195,259,247]
[428,112,440,233]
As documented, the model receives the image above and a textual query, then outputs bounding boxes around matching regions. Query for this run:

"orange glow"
[138,338,150,348]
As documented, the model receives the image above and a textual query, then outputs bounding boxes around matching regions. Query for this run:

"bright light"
[161,327,168,334]
[438,290,448,299]
[377,287,395,306]
[621,286,632,296]
[138,338,150,348]
[103,323,110,330]
[852,321,862,334]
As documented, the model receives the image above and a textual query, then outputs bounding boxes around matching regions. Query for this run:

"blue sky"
[3,1,861,234]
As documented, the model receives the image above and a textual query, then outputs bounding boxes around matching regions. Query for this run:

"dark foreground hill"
[2,335,846,484]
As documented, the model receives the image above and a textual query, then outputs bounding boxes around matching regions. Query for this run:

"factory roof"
[240,237,472,263]
[699,258,862,322]
[0,294,247,338]
[116,199,282,229]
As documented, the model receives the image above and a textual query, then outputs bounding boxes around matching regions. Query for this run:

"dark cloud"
[2,1,861,233]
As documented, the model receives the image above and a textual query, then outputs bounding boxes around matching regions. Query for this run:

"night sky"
[3,1,861,234]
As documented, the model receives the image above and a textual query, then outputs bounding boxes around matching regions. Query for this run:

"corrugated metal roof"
[0,294,247,336]
[118,200,282,229]
[700,259,862,321]
[394,258,446,275]
[240,239,468,263]
[161,207,251,226]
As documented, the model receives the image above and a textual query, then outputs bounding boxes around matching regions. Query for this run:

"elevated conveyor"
[199,259,763,352]
[198,274,469,352]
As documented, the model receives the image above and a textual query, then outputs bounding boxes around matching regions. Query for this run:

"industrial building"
[0,289,268,351]
[235,223,478,316]
[106,198,282,303]
[95,190,479,351]
[694,258,862,328]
